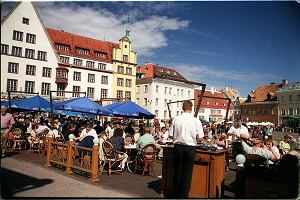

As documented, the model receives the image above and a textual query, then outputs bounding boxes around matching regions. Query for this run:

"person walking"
[1,106,15,158]
[168,100,204,198]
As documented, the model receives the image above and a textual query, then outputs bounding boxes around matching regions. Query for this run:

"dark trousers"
[173,144,196,198]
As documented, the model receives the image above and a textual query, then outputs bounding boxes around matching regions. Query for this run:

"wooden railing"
[45,137,99,182]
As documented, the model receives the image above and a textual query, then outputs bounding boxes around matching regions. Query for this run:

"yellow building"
[112,29,137,101]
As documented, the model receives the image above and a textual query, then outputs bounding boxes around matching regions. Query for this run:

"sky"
[1,1,300,97]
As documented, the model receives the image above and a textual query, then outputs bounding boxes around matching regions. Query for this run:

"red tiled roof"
[138,63,201,85]
[247,83,281,102]
[47,28,118,63]
[194,90,233,109]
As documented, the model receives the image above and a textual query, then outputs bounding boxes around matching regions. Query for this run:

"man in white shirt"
[227,118,249,141]
[168,100,204,198]
[74,122,97,142]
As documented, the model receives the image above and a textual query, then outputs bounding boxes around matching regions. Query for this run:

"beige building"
[112,30,137,102]
[276,80,300,126]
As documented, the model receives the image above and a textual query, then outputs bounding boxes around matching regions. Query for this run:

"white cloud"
[35,2,189,56]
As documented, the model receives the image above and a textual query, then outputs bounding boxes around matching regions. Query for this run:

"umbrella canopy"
[1,99,21,108]
[108,101,155,119]
[105,101,124,110]
[54,97,112,115]
[53,110,96,118]
[12,96,51,111]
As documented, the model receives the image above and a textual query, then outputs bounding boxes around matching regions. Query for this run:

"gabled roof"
[47,28,118,63]
[246,83,281,102]
[138,63,202,85]
[194,90,233,110]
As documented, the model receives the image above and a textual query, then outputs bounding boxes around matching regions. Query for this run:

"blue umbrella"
[109,101,155,119]
[1,99,21,108]
[105,101,124,110]
[16,96,51,111]
[54,97,112,116]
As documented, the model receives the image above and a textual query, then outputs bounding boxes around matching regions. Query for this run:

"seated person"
[227,118,250,142]
[278,134,296,154]
[136,127,155,151]
[109,128,128,170]
[264,138,281,163]
[74,122,97,142]
[99,132,108,164]
[240,137,279,163]
[35,121,50,135]
[287,141,300,159]
[63,123,76,142]
[78,135,94,157]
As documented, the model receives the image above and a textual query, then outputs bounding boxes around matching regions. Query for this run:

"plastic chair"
[134,143,156,177]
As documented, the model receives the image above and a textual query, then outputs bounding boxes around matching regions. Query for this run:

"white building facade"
[1,2,58,99]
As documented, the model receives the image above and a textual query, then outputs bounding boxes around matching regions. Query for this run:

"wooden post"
[90,144,99,182]
[65,140,74,174]
[45,137,53,167]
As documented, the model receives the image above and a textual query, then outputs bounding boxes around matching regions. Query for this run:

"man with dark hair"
[169,100,204,198]
[1,106,15,157]
[124,122,135,135]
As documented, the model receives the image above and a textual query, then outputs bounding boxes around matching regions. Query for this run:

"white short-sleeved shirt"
[80,128,98,140]
[228,125,249,139]
[169,112,204,146]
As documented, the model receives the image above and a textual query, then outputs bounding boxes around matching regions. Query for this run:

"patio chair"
[13,128,26,152]
[100,140,123,176]
[134,143,156,177]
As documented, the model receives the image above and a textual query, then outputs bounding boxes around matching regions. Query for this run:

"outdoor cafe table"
[125,144,137,172]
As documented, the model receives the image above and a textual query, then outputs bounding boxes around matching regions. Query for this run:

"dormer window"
[123,55,128,62]
[166,71,170,74]
[76,47,89,55]
[95,51,107,58]
[55,43,70,51]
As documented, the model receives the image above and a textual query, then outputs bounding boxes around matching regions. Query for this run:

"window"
[297,95,300,101]
[126,67,132,75]
[73,72,81,81]
[25,81,35,93]
[144,85,148,93]
[125,79,132,87]
[136,98,139,105]
[1,44,9,54]
[72,86,80,97]
[26,65,36,76]
[87,87,94,98]
[164,110,167,118]
[297,108,300,115]
[86,61,95,68]
[13,30,23,41]
[181,89,183,96]
[282,109,286,115]
[101,76,108,84]
[169,87,172,95]
[59,56,69,64]
[26,33,36,44]
[73,58,82,66]
[177,111,180,116]
[144,98,148,106]
[76,48,89,55]
[177,89,180,96]
[88,74,95,83]
[117,78,123,86]
[12,46,22,57]
[123,55,128,62]
[8,62,18,74]
[289,108,293,115]
[95,51,107,58]
[22,17,29,25]
[177,102,180,108]
[56,70,67,78]
[188,90,191,98]
[55,43,70,51]
[37,51,47,60]
[117,90,123,98]
[98,63,106,70]
[125,91,131,100]
[164,99,168,106]
[25,48,35,59]
[155,98,159,106]
[117,66,124,74]
[7,79,17,92]
[156,85,159,93]
[289,95,293,101]
[57,84,65,97]
[101,89,108,99]
[137,86,140,93]
[164,87,167,95]
[41,83,50,95]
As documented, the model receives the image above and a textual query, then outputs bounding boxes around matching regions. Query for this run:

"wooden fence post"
[45,137,53,167]
[90,144,99,182]
[65,140,74,174]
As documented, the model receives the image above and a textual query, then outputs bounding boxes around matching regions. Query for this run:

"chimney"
[211,87,215,94]
[225,87,229,92]
[282,79,288,86]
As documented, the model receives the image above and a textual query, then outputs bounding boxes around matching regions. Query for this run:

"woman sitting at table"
[109,128,128,171]
[136,127,155,152]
